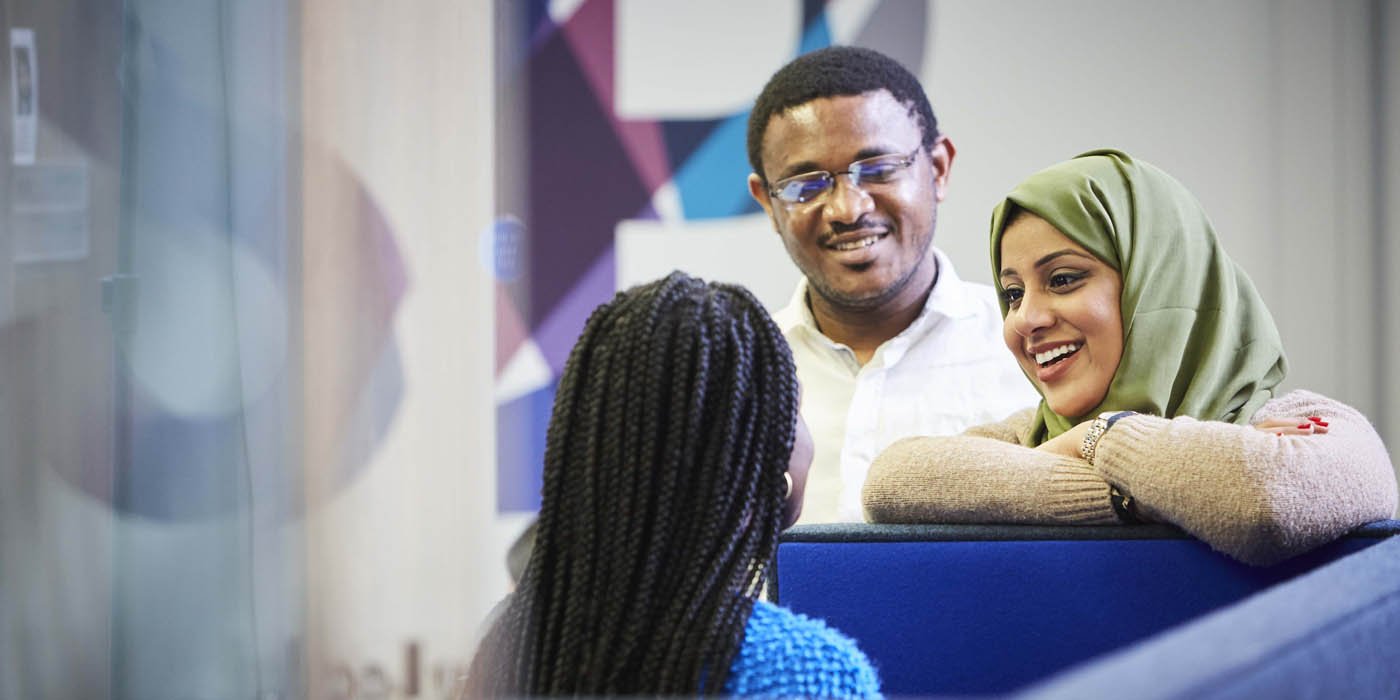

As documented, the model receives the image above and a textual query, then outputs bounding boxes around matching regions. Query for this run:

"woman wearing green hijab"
[862,149,1397,565]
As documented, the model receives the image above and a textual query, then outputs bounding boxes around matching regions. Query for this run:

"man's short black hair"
[746,45,939,182]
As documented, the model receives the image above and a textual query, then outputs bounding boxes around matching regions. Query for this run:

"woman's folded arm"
[1094,390,1398,565]
[863,409,1119,526]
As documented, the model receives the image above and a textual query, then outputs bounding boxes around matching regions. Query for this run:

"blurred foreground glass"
[0,1,302,697]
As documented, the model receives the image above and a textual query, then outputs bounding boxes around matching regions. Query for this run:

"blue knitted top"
[722,600,881,698]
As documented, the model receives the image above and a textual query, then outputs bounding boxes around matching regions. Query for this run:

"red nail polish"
[1315,421,1329,427]
[1297,424,1312,429]
[1308,416,1322,422]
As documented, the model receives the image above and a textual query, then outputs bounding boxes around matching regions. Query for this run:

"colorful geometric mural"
[493,0,928,512]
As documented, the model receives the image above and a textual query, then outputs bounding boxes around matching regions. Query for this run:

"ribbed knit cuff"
[1047,458,1120,524]
[1093,413,1173,489]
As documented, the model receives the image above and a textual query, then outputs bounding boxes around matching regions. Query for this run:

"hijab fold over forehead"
[990,149,1287,445]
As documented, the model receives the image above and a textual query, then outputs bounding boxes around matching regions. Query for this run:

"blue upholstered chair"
[772,520,1400,697]
[1018,533,1400,699]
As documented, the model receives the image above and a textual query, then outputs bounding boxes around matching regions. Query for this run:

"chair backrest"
[1017,534,1400,699]
[772,521,1400,697]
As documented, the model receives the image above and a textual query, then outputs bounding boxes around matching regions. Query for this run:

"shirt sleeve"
[1093,390,1399,565]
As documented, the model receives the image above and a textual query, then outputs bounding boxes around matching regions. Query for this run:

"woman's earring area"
[783,472,793,499]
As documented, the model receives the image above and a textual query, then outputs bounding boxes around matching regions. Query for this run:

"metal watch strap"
[1081,410,1135,465]
[1080,418,1109,463]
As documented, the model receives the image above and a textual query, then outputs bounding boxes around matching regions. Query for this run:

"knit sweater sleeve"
[724,601,881,698]
[1093,390,1399,565]
[862,408,1120,525]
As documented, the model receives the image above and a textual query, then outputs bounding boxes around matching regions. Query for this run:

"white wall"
[300,2,514,697]
[1382,0,1400,463]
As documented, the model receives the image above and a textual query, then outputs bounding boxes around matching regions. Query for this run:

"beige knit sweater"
[862,390,1398,565]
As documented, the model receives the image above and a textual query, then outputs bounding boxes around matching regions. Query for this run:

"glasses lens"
[774,173,832,203]
[850,155,908,185]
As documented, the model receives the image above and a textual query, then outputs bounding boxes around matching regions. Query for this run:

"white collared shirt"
[775,247,1040,524]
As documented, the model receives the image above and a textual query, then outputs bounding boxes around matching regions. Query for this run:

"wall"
[300,2,509,697]
[1382,0,1400,464]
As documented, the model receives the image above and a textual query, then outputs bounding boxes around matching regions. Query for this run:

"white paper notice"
[10,28,38,166]
[11,162,90,263]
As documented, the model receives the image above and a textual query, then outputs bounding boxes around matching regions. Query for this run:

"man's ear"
[929,136,956,203]
[748,173,780,230]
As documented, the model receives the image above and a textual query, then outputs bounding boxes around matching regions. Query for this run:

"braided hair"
[468,271,800,696]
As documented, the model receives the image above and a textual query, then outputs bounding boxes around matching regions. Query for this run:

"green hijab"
[989,149,1287,446]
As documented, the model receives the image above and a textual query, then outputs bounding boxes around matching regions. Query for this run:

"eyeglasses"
[767,148,921,205]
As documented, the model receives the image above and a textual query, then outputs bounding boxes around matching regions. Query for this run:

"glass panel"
[0,1,301,698]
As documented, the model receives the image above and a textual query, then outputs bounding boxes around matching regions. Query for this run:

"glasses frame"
[767,147,922,205]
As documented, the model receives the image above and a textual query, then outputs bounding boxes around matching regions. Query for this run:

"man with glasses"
[746,46,1035,524]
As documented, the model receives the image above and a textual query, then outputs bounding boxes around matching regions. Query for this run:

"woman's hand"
[1036,420,1094,460]
[1254,415,1329,436]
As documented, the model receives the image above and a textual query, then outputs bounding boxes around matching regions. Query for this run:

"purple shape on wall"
[534,246,617,375]
[515,23,650,355]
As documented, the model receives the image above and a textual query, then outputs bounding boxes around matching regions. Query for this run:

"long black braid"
[467,271,800,696]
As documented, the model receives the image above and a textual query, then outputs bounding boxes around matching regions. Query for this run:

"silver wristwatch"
[1080,411,1135,465]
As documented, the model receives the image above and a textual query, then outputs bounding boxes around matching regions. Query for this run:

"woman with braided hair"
[467,272,880,697]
